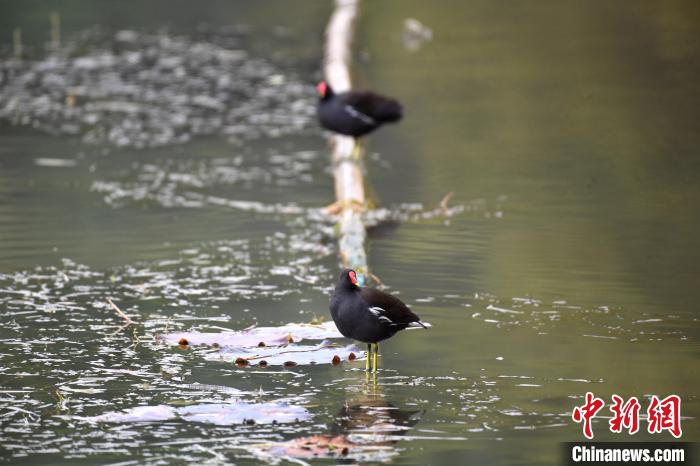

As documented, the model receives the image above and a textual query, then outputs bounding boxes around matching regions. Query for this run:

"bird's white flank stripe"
[407,321,432,329]
[344,105,376,125]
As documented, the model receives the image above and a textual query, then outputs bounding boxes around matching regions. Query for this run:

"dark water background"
[1,1,699,464]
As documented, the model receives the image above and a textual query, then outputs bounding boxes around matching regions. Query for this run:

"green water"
[1,1,699,465]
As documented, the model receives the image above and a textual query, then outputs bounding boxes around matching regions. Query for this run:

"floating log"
[323,0,369,284]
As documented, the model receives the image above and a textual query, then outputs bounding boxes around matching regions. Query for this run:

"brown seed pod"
[348,352,356,361]
[332,355,341,365]
[257,341,266,347]
[178,338,189,346]
[258,360,268,367]
[212,342,220,348]
[283,360,297,368]
[235,357,249,367]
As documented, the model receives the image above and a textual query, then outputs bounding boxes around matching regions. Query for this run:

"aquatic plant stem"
[106,297,133,326]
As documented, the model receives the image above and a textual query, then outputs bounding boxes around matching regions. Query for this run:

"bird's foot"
[323,200,344,216]
[322,199,366,216]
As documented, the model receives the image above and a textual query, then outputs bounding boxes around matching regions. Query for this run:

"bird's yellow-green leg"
[351,139,362,160]
[372,342,379,373]
[365,343,372,371]
[368,369,377,385]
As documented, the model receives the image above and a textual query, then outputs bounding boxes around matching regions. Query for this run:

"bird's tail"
[408,321,431,329]
[374,99,403,123]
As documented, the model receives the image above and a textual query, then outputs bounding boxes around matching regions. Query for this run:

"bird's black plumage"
[329,269,427,344]
[317,81,403,138]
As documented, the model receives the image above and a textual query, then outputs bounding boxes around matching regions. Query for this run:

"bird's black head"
[337,268,360,290]
[316,81,334,101]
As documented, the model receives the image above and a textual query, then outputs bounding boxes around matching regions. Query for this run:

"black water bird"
[329,269,430,372]
[316,81,403,151]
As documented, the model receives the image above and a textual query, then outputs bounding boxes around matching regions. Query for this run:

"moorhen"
[316,81,403,156]
[329,269,431,372]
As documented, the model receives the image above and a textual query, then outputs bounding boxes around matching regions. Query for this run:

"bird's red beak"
[348,270,358,286]
[316,81,327,97]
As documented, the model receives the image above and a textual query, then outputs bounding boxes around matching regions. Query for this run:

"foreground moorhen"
[316,81,403,153]
[330,269,431,372]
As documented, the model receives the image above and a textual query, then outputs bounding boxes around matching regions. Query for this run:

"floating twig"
[368,272,385,289]
[106,297,133,326]
[439,191,454,213]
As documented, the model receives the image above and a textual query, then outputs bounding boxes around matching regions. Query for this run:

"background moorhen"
[316,81,403,154]
[329,269,431,372]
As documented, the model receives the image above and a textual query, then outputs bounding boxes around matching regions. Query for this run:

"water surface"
[1,1,699,464]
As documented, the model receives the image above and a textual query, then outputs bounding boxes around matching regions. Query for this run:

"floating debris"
[211,340,361,367]
[85,401,310,425]
[164,322,361,367]
[163,321,342,348]
[403,18,433,51]
[34,157,77,167]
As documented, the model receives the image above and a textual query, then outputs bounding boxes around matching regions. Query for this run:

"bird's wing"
[343,105,376,125]
[360,287,420,326]
[343,91,382,113]
[343,91,403,122]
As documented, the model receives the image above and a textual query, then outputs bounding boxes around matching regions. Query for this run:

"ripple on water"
[0,218,341,460]
[0,28,316,148]
[415,291,695,342]
[91,149,324,209]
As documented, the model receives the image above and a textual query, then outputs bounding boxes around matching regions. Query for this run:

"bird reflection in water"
[254,377,424,462]
[332,395,424,443]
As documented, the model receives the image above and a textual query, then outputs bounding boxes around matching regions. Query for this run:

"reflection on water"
[1,0,700,464]
[250,378,426,462]
[332,396,423,437]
